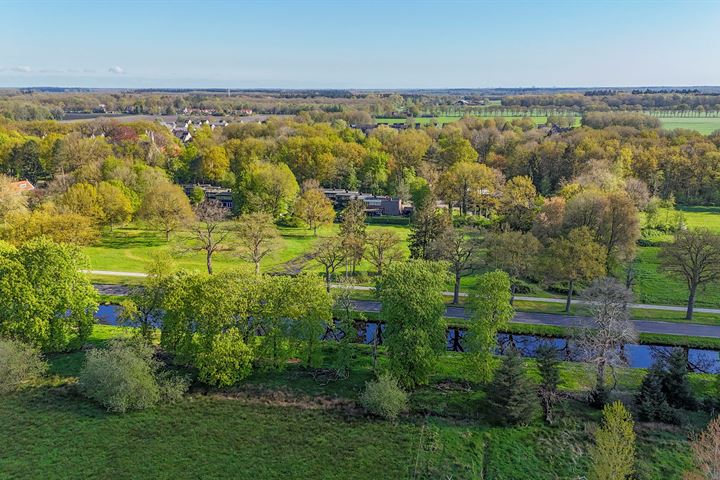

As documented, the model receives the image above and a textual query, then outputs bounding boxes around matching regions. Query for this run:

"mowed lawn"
[82,223,410,276]
[658,116,720,134]
[83,207,720,311]
[377,115,720,134]
[375,115,581,126]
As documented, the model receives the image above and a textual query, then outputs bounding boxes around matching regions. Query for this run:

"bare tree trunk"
[372,325,379,371]
[325,268,331,293]
[510,283,517,306]
[595,359,606,393]
[254,261,260,275]
[565,280,574,313]
[686,283,698,320]
[453,271,461,305]
[206,251,213,275]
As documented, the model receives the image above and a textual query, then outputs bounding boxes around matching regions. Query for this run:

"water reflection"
[95,305,720,374]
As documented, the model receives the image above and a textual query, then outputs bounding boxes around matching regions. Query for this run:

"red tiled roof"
[9,180,35,192]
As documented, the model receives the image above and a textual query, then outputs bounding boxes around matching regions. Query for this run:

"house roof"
[9,180,35,192]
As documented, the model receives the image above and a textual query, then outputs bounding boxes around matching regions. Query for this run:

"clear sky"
[1,0,719,89]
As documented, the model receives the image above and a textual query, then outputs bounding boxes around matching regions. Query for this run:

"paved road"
[87,270,720,315]
[93,283,720,338]
[349,300,720,339]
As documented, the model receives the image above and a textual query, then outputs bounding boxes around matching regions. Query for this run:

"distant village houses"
[183,184,233,209]
[322,189,410,216]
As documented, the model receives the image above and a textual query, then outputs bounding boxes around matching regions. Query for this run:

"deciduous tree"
[484,230,542,303]
[541,227,607,312]
[428,226,482,304]
[467,270,514,382]
[0,237,98,351]
[576,278,638,406]
[139,182,193,241]
[186,201,233,275]
[376,260,449,388]
[686,416,720,480]
[660,228,720,320]
[235,212,278,274]
[588,401,636,480]
[314,236,346,291]
[294,185,335,236]
[365,228,404,276]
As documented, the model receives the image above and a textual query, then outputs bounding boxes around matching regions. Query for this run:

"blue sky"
[1,0,719,88]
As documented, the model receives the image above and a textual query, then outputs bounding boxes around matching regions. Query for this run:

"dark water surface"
[95,305,720,374]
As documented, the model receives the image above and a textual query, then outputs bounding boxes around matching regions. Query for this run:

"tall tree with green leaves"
[588,401,636,480]
[119,254,176,341]
[660,228,720,320]
[428,226,482,304]
[376,260,449,388]
[0,237,98,352]
[235,212,278,274]
[541,227,607,312]
[339,199,367,274]
[139,182,193,241]
[161,270,260,386]
[294,184,336,236]
[313,236,346,292]
[408,203,452,260]
[484,230,542,304]
[186,200,234,274]
[466,270,514,382]
[365,228,404,276]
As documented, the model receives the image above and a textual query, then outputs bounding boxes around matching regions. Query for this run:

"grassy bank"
[2,324,714,479]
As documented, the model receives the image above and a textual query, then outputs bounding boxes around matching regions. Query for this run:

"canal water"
[95,305,720,374]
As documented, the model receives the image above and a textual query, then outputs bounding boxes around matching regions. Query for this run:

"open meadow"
[1,325,712,480]
[83,206,720,314]
[376,114,720,134]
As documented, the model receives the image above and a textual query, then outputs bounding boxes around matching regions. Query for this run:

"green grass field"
[82,223,410,277]
[82,205,720,316]
[1,325,712,479]
[657,116,720,134]
[375,115,581,126]
[376,114,720,134]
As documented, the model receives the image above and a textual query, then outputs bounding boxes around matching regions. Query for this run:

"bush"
[79,339,188,413]
[360,374,408,420]
[0,338,47,394]
[194,329,254,387]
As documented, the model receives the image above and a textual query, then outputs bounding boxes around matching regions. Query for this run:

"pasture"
[657,116,720,134]
[1,325,709,480]
[375,115,580,126]
[376,114,720,134]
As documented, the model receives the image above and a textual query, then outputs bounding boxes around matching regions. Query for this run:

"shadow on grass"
[96,229,167,249]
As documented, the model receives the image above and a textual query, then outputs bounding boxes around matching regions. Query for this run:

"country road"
[348,299,720,338]
[87,269,720,315]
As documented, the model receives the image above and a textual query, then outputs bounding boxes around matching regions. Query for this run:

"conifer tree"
[536,343,561,424]
[635,361,677,423]
[662,348,697,410]
[486,347,538,426]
